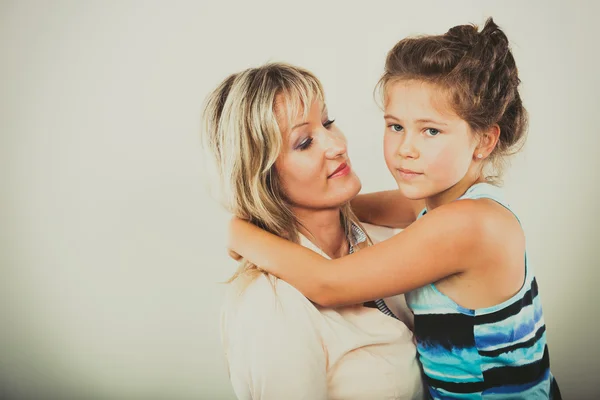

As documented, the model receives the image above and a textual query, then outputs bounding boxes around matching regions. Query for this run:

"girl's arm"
[350,189,425,229]
[229,199,497,307]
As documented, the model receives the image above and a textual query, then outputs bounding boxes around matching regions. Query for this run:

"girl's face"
[383,80,480,201]
[275,97,362,211]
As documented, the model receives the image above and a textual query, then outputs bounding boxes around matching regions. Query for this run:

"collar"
[299,222,367,259]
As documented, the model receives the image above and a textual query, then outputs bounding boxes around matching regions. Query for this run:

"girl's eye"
[323,118,335,128]
[297,137,313,151]
[389,124,403,132]
[425,128,440,136]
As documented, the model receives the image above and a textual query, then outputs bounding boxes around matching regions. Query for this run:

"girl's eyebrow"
[415,118,448,126]
[384,114,448,127]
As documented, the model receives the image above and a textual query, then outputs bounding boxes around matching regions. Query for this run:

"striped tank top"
[405,183,559,399]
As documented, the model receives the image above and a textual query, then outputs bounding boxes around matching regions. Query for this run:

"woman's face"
[275,96,361,211]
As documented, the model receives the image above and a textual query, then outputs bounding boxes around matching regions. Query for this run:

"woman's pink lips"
[328,163,351,178]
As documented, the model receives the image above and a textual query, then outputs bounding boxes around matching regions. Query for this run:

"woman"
[201,62,425,399]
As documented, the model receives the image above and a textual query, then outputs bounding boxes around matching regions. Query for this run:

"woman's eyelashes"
[296,137,313,151]
[295,118,335,151]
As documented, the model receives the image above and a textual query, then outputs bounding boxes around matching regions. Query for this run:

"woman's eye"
[425,128,440,136]
[389,124,403,132]
[323,118,335,128]
[297,137,313,150]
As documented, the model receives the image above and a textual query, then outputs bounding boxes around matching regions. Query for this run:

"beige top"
[220,224,425,400]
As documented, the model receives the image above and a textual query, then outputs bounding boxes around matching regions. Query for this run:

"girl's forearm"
[228,217,332,303]
[350,190,423,229]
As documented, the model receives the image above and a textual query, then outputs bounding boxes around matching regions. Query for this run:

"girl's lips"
[328,163,351,178]
[397,168,422,180]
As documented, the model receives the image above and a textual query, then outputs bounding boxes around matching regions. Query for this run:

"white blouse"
[220,224,425,400]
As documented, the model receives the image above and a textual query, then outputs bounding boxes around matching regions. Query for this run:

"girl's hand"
[351,189,425,229]
[228,249,242,261]
[227,215,249,260]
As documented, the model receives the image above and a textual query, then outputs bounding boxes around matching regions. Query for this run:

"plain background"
[2,0,599,399]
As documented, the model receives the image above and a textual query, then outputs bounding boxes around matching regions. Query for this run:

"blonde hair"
[201,62,369,286]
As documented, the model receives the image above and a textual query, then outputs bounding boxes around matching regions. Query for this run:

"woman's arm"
[350,189,425,229]
[229,199,496,307]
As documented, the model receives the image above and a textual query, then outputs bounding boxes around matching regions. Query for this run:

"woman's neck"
[293,206,348,259]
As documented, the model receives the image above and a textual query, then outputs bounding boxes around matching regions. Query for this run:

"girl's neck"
[425,173,486,211]
[293,206,348,259]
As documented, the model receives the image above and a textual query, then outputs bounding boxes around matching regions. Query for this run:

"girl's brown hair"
[377,17,528,182]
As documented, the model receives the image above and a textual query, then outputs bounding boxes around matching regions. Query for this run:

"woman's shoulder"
[220,273,324,357]
[222,273,320,323]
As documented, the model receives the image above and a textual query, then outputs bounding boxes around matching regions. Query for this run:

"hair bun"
[446,24,479,47]
[446,18,510,59]
[479,17,510,53]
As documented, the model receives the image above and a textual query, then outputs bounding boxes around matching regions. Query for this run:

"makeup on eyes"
[323,118,335,128]
[292,117,336,151]
[296,137,313,150]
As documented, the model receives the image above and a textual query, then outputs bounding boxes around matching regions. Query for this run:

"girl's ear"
[474,124,500,160]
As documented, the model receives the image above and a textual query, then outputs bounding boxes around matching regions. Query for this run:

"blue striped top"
[405,183,558,399]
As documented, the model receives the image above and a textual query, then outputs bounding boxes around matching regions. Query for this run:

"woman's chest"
[317,306,425,400]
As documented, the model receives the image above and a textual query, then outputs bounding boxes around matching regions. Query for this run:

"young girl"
[227,18,561,399]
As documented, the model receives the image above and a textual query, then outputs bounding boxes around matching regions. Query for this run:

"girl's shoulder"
[416,183,523,249]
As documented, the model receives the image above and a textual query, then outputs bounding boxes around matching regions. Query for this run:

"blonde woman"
[201,63,425,400]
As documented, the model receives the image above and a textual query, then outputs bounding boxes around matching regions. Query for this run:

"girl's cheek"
[383,135,396,168]
[429,147,471,182]
[426,147,457,180]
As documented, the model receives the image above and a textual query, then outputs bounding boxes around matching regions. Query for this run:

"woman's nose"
[323,130,347,159]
